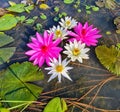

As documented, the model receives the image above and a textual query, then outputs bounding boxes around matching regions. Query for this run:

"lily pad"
[0,14,18,31]
[0,33,14,47]
[43,97,67,112]
[0,62,44,107]
[6,4,26,13]
[95,45,120,75]
[0,47,16,64]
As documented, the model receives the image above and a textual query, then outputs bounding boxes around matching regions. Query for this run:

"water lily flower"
[59,16,78,29]
[45,55,73,82]
[69,22,102,46]
[48,25,68,40]
[25,31,62,67]
[63,40,90,63]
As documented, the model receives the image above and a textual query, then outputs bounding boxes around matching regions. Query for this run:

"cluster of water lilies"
[25,16,102,82]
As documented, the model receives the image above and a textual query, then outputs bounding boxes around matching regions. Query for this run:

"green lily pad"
[0,47,16,64]
[95,45,120,75]
[43,97,67,112]
[0,62,44,107]
[0,33,14,47]
[6,4,26,13]
[0,14,18,31]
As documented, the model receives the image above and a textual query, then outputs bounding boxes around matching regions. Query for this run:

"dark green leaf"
[95,45,120,75]
[0,14,18,31]
[0,62,44,107]
[0,47,16,64]
[0,33,14,47]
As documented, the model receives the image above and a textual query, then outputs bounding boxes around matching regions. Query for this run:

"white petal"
[62,72,72,81]
[58,73,62,82]
[48,73,58,82]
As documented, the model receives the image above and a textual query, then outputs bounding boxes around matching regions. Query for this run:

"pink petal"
[68,31,79,38]
[36,32,43,44]
[83,22,88,29]
[25,50,36,55]
[53,38,61,46]
[38,56,45,67]
[44,31,49,45]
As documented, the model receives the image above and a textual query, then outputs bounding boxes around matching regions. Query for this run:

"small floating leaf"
[7,4,26,13]
[95,45,120,75]
[40,13,47,20]
[64,0,74,4]
[86,10,91,14]
[39,3,50,10]
[92,6,99,11]
[0,14,18,31]
[0,62,44,107]
[25,19,35,24]
[0,33,14,47]
[24,5,34,13]
[54,7,59,12]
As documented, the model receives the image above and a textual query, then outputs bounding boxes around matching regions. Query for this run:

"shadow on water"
[0,0,120,111]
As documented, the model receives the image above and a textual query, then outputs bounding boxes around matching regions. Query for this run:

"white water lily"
[45,55,73,83]
[47,25,68,40]
[63,40,90,63]
[59,16,77,29]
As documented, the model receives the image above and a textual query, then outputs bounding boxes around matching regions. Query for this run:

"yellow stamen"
[66,20,71,26]
[56,65,63,72]
[55,30,62,37]
[72,48,80,56]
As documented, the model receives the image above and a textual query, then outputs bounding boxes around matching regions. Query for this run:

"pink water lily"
[25,31,62,67]
[69,22,102,46]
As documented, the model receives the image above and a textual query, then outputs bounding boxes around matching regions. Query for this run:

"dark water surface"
[0,0,120,111]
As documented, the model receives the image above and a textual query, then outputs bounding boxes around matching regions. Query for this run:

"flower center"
[66,20,71,26]
[55,30,62,37]
[41,45,48,53]
[81,28,86,36]
[72,48,80,56]
[56,65,63,73]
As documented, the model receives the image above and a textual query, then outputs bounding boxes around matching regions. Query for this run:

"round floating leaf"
[0,14,18,31]
[0,47,16,64]
[0,62,44,107]
[0,33,14,47]
[95,45,120,75]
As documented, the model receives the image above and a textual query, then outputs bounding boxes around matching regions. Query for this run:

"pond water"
[0,0,120,112]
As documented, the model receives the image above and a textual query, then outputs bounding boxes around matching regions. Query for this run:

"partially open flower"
[63,40,90,63]
[48,25,68,40]
[59,16,78,29]
[25,31,62,67]
[45,55,73,82]
[69,22,102,46]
